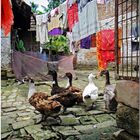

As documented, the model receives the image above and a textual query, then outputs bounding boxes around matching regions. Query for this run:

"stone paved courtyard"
[1,69,121,140]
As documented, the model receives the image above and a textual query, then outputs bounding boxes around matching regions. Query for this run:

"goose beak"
[95,75,98,79]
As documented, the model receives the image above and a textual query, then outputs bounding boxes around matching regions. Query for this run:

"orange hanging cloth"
[1,0,14,36]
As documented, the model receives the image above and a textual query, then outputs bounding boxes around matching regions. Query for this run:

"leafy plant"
[45,35,70,55]
[16,40,26,52]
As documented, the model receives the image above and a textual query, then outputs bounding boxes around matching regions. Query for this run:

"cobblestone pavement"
[1,70,121,140]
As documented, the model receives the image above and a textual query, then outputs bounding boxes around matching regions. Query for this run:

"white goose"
[82,73,98,111]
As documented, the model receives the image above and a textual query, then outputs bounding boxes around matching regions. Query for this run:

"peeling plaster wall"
[1,30,11,68]
[76,48,98,68]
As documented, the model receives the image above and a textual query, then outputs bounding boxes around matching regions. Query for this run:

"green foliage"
[46,0,61,12]
[30,2,39,13]
[45,35,70,54]
[16,40,26,52]
[30,0,62,14]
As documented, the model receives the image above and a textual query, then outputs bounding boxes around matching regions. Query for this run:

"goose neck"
[66,77,72,88]
[88,78,93,84]
[28,83,36,99]
[105,71,110,85]
[52,74,59,87]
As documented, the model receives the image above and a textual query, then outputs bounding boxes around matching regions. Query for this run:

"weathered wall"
[1,30,11,69]
[76,48,98,69]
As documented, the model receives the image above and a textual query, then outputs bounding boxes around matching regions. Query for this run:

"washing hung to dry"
[36,13,49,44]
[96,29,122,70]
[71,0,99,41]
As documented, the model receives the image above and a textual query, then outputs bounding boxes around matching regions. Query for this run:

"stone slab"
[116,80,139,109]
[12,120,34,130]
[1,122,12,133]
[95,114,114,123]
[1,131,12,139]
[116,104,139,136]
[25,124,59,140]
[79,116,97,125]
[94,120,117,128]
[113,130,139,140]
[3,107,17,113]
[59,115,80,125]
[74,125,95,134]
[52,126,80,136]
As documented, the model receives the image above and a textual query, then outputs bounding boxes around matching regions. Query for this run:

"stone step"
[116,104,139,136]
[113,130,139,140]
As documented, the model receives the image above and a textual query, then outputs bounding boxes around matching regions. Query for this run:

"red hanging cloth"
[67,2,78,31]
[1,0,14,36]
[96,29,121,71]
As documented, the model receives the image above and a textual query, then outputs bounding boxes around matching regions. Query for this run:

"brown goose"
[27,77,62,120]
[100,70,118,112]
[47,70,67,95]
[65,72,83,103]
[47,70,83,112]
[65,72,82,92]
[48,91,81,112]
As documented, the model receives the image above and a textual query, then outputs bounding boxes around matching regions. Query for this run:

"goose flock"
[24,69,117,121]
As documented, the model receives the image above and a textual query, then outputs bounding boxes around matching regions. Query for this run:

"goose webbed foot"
[61,107,67,114]
[92,103,97,109]
[85,103,97,111]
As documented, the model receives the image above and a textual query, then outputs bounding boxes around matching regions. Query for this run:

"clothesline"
[35,0,99,44]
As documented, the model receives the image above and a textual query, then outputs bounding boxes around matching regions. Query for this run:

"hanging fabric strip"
[80,35,91,49]
[1,0,14,36]
[72,0,99,41]
[36,13,49,44]
[67,2,79,31]
[96,29,121,70]
[48,28,63,36]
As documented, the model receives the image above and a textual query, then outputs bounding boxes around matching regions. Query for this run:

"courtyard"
[1,69,120,140]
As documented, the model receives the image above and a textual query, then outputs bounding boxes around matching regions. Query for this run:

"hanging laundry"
[48,28,63,36]
[91,34,96,48]
[72,22,80,41]
[80,35,91,49]
[67,32,75,54]
[67,2,79,31]
[50,8,58,17]
[131,23,139,51]
[58,1,68,29]
[1,0,14,36]
[67,0,77,8]
[48,14,61,32]
[97,0,105,4]
[36,13,49,44]
[77,0,89,12]
[78,0,99,40]
[96,29,121,70]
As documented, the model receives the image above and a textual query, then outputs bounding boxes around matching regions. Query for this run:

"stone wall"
[114,80,139,140]
[1,30,11,69]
